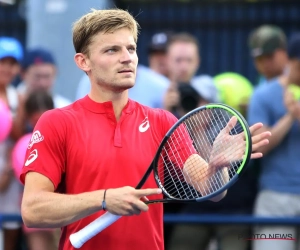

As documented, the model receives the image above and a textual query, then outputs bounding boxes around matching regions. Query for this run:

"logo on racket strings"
[139,117,150,132]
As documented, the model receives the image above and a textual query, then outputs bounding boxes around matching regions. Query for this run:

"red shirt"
[21,95,178,250]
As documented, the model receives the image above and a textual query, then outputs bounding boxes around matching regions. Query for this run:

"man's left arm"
[183,153,228,202]
[183,120,271,202]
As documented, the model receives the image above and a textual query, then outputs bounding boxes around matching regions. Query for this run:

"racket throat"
[145,199,180,204]
[136,162,155,189]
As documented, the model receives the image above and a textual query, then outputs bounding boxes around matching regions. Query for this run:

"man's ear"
[74,53,90,72]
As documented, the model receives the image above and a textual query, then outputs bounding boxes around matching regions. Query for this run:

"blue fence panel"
[1,1,299,85]
[0,3,26,49]
[119,0,300,85]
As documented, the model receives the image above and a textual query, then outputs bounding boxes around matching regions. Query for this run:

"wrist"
[102,189,108,211]
[286,113,295,122]
[296,107,300,120]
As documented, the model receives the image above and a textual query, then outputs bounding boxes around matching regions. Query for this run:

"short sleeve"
[247,88,271,126]
[159,109,178,134]
[159,110,196,168]
[20,110,66,190]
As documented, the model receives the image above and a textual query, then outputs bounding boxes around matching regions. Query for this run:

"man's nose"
[120,48,132,63]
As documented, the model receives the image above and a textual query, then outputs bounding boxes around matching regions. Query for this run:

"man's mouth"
[118,69,133,73]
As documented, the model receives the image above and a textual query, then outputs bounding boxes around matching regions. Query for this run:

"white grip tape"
[69,212,121,248]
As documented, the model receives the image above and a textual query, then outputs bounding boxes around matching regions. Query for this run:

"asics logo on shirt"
[139,117,150,132]
[25,149,38,166]
[28,130,44,149]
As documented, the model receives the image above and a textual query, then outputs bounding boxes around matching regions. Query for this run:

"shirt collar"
[79,95,135,114]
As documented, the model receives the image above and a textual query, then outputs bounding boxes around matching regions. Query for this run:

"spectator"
[129,31,172,107]
[22,90,59,250]
[167,32,200,84]
[76,32,171,108]
[167,36,255,250]
[24,90,54,131]
[18,48,71,108]
[163,32,219,116]
[248,32,300,250]
[164,32,220,249]
[0,36,23,250]
[248,25,288,85]
[147,31,172,78]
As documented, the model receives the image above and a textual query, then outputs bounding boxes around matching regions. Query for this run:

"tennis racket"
[70,103,252,248]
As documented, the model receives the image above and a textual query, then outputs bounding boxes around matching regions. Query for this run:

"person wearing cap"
[248,32,300,250]
[147,32,172,78]
[17,48,71,108]
[126,31,171,108]
[248,25,288,85]
[15,48,67,250]
[0,36,24,250]
[0,37,23,114]
[76,32,171,108]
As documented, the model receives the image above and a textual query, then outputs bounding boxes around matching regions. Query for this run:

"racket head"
[151,103,252,203]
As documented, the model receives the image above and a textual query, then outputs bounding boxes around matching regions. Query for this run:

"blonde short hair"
[72,8,140,56]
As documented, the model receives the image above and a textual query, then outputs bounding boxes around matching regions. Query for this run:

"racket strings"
[156,108,247,200]
[209,109,244,177]
[187,113,229,196]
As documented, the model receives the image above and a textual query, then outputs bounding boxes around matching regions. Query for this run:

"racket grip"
[69,212,121,248]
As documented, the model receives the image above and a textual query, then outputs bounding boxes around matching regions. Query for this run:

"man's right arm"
[252,114,294,156]
[248,86,295,156]
[22,171,105,228]
[21,172,161,228]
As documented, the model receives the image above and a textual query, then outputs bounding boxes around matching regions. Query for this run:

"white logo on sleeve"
[25,149,38,166]
[28,131,44,149]
[139,117,150,133]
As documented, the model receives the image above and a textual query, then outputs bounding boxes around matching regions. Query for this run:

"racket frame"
[147,103,252,204]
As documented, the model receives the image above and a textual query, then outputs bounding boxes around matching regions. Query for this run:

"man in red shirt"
[20,9,271,250]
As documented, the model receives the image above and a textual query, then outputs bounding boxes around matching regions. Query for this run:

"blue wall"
[1,1,300,89]
[122,1,300,85]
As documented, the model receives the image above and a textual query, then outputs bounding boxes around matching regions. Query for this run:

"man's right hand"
[163,86,180,112]
[284,88,300,120]
[104,186,162,216]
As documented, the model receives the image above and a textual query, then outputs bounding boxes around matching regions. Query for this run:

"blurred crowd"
[0,14,300,250]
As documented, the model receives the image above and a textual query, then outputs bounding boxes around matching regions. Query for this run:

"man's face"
[288,59,300,86]
[148,51,168,77]
[23,63,56,93]
[85,28,138,92]
[254,49,287,80]
[0,57,20,87]
[167,41,199,83]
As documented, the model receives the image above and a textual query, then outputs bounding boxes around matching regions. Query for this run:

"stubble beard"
[96,75,135,92]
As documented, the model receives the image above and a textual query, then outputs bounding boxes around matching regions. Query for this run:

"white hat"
[191,75,220,103]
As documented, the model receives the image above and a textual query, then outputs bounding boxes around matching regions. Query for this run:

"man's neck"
[89,85,129,121]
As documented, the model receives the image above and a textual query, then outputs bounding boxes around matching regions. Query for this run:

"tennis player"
[20,9,271,250]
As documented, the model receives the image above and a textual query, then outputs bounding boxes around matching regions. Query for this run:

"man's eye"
[107,49,116,53]
[128,47,136,52]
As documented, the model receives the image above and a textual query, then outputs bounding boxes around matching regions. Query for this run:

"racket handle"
[69,212,121,248]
